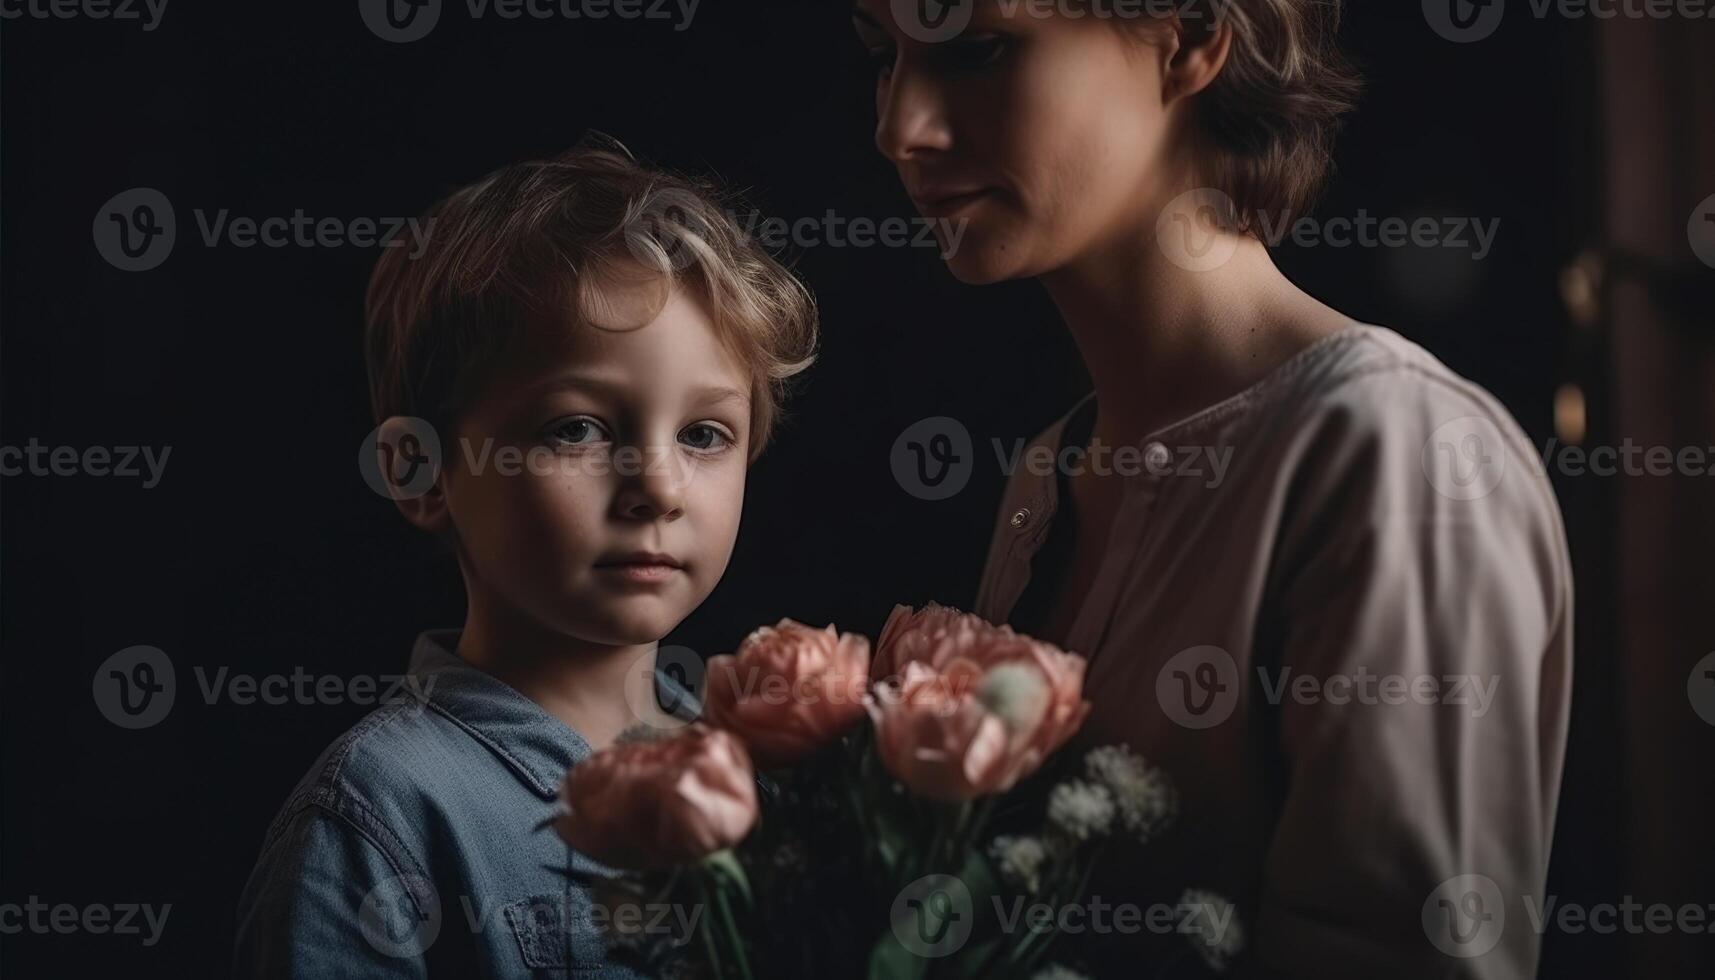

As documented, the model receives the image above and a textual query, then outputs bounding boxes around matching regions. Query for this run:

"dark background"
[3,2,1710,977]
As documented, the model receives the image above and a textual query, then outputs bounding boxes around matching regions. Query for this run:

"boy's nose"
[614,445,688,521]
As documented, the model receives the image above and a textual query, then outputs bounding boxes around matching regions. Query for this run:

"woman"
[853,2,1571,977]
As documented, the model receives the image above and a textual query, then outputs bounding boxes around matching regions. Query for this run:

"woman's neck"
[454,591,666,750]
[1039,229,1348,448]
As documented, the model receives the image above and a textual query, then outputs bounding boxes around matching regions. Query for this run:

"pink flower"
[871,601,996,682]
[703,620,871,768]
[866,605,1091,800]
[553,725,758,870]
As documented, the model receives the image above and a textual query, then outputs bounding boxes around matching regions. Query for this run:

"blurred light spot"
[1554,383,1587,445]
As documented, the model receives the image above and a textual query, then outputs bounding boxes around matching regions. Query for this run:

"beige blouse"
[973,323,1573,979]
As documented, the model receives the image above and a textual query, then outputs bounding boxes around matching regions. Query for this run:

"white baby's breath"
[1084,745,1177,843]
[1046,780,1115,841]
[1178,888,1245,973]
[989,834,1052,893]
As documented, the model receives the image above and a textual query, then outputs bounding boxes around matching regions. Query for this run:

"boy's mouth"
[594,551,685,584]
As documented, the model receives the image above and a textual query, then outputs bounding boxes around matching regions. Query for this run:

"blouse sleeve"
[1249,367,1573,979]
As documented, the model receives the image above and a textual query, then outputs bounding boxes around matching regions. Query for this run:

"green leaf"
[865,931,928,980]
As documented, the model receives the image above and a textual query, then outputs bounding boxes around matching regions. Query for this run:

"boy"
[234,141,817,977]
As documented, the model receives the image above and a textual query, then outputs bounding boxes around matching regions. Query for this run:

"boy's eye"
[679,423,731,453]
[545,416,610,447]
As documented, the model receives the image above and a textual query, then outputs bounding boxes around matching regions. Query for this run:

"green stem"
[709,874,754,980]
[696,876,725,979]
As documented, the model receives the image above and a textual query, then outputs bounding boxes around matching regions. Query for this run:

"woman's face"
[853,2,1185,284]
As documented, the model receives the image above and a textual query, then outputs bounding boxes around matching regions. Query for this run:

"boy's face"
[437,282,751,646]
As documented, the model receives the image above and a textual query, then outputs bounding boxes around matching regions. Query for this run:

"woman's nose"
[875,64,954,165]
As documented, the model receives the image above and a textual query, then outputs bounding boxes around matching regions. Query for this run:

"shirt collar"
[405,629,704,800]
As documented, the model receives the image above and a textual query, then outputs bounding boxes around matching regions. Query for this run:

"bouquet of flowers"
[550,603,1242,979]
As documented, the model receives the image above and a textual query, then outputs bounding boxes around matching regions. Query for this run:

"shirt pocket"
[501,891,611,974]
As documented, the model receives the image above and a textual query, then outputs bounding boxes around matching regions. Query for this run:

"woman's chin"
[939,236,1038,285]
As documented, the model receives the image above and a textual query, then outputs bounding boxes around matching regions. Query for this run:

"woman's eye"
[679,423,731,452]
[867,46,896,78]
[545,416,609,447]
[934,34,1007,72]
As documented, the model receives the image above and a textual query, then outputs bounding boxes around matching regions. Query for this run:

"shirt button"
[1010,507,1032,529]
[1144,442,1172,473]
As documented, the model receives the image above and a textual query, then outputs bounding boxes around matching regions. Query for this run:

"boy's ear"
[373,416,452,534]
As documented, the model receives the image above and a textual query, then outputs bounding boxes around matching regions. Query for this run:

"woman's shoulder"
[1267,323,1542,473]
[1265,323,1572,619]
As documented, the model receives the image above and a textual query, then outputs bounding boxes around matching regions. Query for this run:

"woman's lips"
[914,188,996,219]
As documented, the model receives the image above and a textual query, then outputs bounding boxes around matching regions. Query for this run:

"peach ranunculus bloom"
[871,601,1082,683]
[702,619,872,768]
[553,725,758,870]
[866,604,1091,800]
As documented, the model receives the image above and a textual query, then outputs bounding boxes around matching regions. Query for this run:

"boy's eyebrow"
[531,373,750,407]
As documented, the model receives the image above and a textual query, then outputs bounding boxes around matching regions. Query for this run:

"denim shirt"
[234,630,703,979]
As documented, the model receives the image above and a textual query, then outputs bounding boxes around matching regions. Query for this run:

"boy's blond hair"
[364,137,818,463]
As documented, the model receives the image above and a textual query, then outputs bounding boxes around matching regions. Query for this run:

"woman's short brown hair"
[1171,0,1363,227]
[364,136,818,464]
